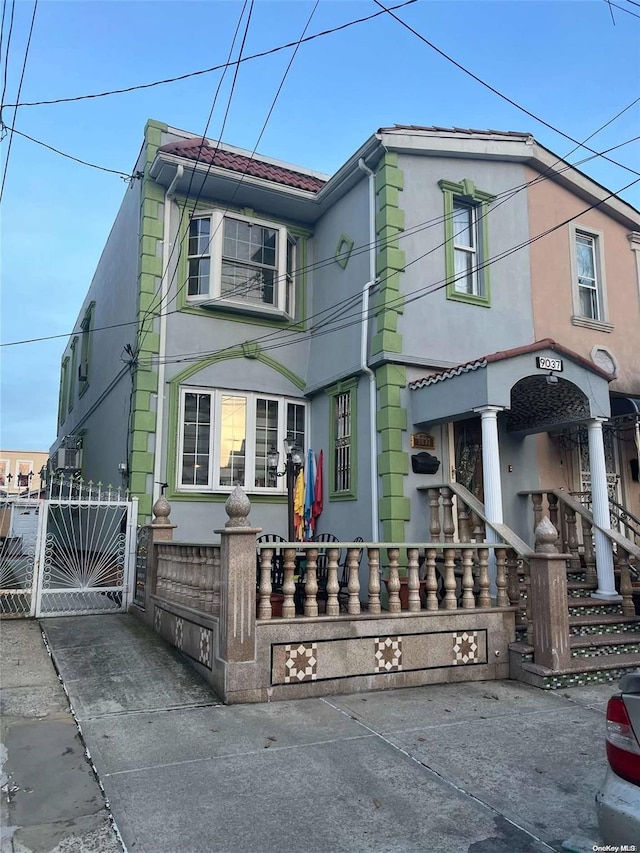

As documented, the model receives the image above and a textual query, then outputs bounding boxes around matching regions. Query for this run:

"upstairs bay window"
[178,387,307,492]
[186,211,297,317]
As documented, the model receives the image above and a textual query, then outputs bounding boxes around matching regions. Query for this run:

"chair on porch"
[256,533,286,592]
[338,536,364,611]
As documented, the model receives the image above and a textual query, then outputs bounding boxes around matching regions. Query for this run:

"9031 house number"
[536,356,563,372]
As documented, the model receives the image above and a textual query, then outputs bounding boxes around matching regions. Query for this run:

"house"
[51,121,640,569]
[0,450,49,496]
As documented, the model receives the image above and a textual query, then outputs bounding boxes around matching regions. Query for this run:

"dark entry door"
[453,417,484,502]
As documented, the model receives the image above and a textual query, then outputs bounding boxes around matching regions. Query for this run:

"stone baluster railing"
[495,548,508,607]
[531,493,544,532]
[345,547,361,615]
[303,548,319,618]
[564,506,581,572]
[155,542,221,614]
[386,548,401,613]
[368,548,381,614]
[581,515,597,586]
[325,548,340,616]
[257,548,275,619]
[616,547,636,617]
[407,548,421,612]
[461,549,475,609]
[547,493,559,539]
[424,548,438,611]
[282,548,297,618]
[428,488,442,541]
[443,548,457,609]
[441,488,455,543]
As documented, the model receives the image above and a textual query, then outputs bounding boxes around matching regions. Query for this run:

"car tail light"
[606,696,640,786]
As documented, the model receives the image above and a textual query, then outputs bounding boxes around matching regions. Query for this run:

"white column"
[475,406,504,526]
[587,418,618,599]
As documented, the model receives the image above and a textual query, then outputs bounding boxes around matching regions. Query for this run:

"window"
[0,460,9,488]
[178,388,306,492]
[569,226,610,330]
[68,337,78,412]
[79,302,95,394]
[16,461,33,488]
[439,179,494,306]
[326,378,358,500]
[186,211,297,316]
[58,357,69,425]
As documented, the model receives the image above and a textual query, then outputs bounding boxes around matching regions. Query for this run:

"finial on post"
[225,486,251,527]
[152,494,172,526]
[534,516,559,553]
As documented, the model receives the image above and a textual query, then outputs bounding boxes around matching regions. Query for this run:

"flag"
[312,449,323,528]
[304,449,316,540]
[293,469,305,541]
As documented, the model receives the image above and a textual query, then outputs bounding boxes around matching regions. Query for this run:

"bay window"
[178,388,307,492]
[186,211,297,316]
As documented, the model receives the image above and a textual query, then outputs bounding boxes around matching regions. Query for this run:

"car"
[596,670,640,845]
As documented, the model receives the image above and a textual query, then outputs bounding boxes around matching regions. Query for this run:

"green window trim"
[326,377,358,501]
[58,357,69,425]
[439,179,495,307]
[174,198,310,331]
[68,337,78,412]
[78,301,95,397]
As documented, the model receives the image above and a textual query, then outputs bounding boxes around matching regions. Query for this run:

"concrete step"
[570,632,640,658]
[567,581,597,598]
[517,652,640,690]
[567,597,622,617]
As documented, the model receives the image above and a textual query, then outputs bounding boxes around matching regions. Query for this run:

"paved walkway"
[2,614,612,853]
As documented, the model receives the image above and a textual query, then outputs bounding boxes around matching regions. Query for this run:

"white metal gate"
[0,480,137,618]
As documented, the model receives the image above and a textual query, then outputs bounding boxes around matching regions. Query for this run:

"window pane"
[188,258,210,296]
[189,218,210,256]
[579,286,597,319]
[221,261,271,305]
[222,218,279,306]
[181,392,211,486]
[287,404,305,453]
[219,395,246,487]
[334,392,351,492]
[453,204,473,248]
[454,249,474,293]
[576,235,595,284]
[254,399,279,487]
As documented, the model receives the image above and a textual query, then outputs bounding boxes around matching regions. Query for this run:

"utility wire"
[0,0,37,202]
[609,1,640,18]
[2,130,638,350]
[3,0,417,109]
[374,0,640,178]
[0,0,15,110]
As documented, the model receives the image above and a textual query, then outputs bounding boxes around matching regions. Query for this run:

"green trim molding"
[78,301,95,398]
[165,348,306,501]
[58,357,69,426]
[334,234,355,269]
[325,377,358,501]
[68,337,78,413]
[174,196,311,332]
[373,151,405,357]
[129,119,168,521]
[376,363,409,541]
[439,178,495,307]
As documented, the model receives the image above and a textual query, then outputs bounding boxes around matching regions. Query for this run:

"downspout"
[358,158,379,542]
[152,164,183,504]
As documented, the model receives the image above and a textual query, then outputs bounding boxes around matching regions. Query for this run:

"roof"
[408,339,613,390]
[157,137,326,193]
[380,124,532,141]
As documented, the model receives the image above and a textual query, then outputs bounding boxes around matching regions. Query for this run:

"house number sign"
[411,433,435,449]
[536,356,563,372]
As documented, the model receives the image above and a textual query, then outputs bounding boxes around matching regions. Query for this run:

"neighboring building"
[51,121,640,566]
[0,450,49,495]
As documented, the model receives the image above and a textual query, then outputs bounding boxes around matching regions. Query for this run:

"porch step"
[567,581,597,597]
[570,632,640,658]
[569,614,640,636]
[516,653,640,690]
[567,596,623,617]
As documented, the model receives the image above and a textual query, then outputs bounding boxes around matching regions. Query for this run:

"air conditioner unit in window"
[55,436,83,472]
[78,362,89,381]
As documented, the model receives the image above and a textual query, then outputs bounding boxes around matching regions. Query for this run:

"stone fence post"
[214,487,262,669]
[144,493,177,619]
[528,516,571,671]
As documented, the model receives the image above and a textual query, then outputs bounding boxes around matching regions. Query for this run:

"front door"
[452,417,484,502]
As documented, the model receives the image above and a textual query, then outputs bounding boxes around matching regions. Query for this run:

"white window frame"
[186,210,295,318]
[177,387,307,493]
[569,224,611,330]
[452,200,480,296]
[0,459,9,488]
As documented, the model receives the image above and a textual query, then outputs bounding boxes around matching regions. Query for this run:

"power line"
[373,0,640,178]
[3,0,417,109]
[2,130,638,350]
[0,0,37,202]
[0,123,136,179]
[0,0,15,110]
[609,0,640,18]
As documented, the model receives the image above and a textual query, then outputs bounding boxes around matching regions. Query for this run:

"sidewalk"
[2,614,612,853]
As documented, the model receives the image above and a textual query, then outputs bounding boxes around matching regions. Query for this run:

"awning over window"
[610,396,640,417]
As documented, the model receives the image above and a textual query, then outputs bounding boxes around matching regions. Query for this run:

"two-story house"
[51,122,640,594]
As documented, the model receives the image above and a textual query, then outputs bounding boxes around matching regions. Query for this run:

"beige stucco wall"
[525,165,640,396]
[0,450,49,495]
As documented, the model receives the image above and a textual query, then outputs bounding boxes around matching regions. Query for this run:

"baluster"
[477,547,491,608]
[187,547,198,608]
[457,503,471,543]
[525,571,534,646]
[368,547,381,614]
[443,548,457,610]
[386,548,401,613]
[471,511,485,542]
[618,550,635,617]
[531,494,543,532]
[564,507,581,571]
[325,547,340,616]
[428,488,442,542]
[176,546,186,604]
[547,493,559,539]
[346,548,361,615]
[198,547,208,611]
[424,548,438,610]
[461,549,475,608]
[441,487,455,543]
[506,549,520,611]
[210,547,221,614]
[304,548,319,617]
[156,548,165,597]
[282,548,296,618]
[257,549,274,619]
[495,548,508,607]
[407,547,421,612]
[581,516,597,586]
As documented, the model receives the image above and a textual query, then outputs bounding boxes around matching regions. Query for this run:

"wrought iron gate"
[1,480,137,618]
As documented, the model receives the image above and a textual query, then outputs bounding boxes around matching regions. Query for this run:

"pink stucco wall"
[525,165,640,396]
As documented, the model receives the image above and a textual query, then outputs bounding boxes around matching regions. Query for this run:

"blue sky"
[1,0,639,451]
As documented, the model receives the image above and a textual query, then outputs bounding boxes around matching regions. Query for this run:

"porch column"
[475,406,504,527]
[586,418,618,599]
